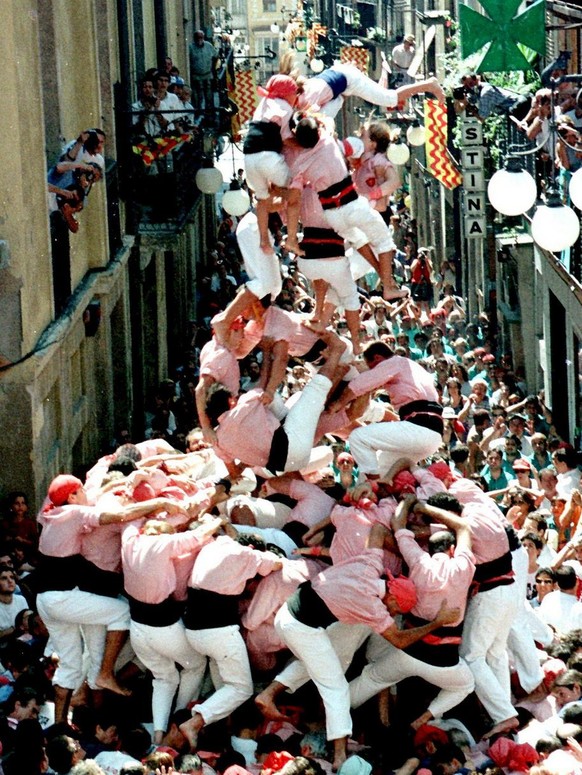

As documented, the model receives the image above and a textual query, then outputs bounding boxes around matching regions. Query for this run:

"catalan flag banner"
[226,67,257,140]
[424,98,462,190]
[340,46,370,73]
[308,23,327,58]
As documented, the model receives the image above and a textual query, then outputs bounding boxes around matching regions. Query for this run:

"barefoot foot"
[283,238,305,256]
[260,238,275,255]
[411,711,434,731]
[482,716,519,740]
[94,674,132,697]
[383,287,410,301]
[179,713,204,750]
[255,691,292,722]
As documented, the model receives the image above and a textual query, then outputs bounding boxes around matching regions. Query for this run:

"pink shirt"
[200,339,240,395]
[81,494,125,572]
[353,153,393,200]
[413,467,447,500]
[262,307,319,357]
[312,548,393,633]
[288,134,350,193]
[122,523,211,604]
[348,355,439,409]
[329,503,402,575]
[241,558,327,640]
[300,186,333,229]
[215,389,280,467]
[288,480,336,527]
[461,502,510,565]
[252,97,295,142]
[190,535,281,595]
[38,505,101,557]
[395,529,475,624]
[297,79,334,112]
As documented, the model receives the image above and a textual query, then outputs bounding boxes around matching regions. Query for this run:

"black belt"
[398,400,444,434]
[266,425,289,475]
[128,595,183,627]
[78,558,122,598]
[300,227,345,259]
[286,581,338,629]
[318,176,358,210]
[36,553,83,592]
[183,588,240,630]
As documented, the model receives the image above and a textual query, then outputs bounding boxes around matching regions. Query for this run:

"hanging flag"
[424,99,462,190]
[308,23,327,59]
[340,46,370,73]
[230,68,257,141]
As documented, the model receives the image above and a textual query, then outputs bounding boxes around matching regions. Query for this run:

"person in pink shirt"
[179,532,283,748]
[348,495,475,730]
[242,74,302,255]
[205,330,346,476]
[294,185,362,352]
[425,491,521,739]
[36,474,188,724]
[121,515,224,743]
[256,524,459,771]
[328,341,443,478]
[288,117,402,301]
[350,124,400,227]
[195,327,262,444]
[242,556,324,671]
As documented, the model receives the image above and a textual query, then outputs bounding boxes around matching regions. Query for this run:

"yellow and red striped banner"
[308,23,327,59]
[340,46,370,73]
[227,68,257,140]
[424,99,462,190]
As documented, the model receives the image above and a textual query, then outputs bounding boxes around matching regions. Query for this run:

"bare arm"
[195,374,216,439]
[99,498,187,525]
[264,339,290,400]
[381,600,460,649]
[413,502,472,553]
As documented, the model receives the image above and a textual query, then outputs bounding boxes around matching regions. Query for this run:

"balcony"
[116,55,236,238]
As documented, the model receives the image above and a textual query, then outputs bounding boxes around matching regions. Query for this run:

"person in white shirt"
[537,565,582,635]
[0,567,28,641]
[391,35,415,86]
[552,446,581,498]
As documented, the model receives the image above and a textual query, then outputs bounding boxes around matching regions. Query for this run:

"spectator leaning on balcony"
[132,77,167,138]
[154,71,182,130]
[189,30,218,112]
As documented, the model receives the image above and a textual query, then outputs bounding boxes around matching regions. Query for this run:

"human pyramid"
[33,58,582,775]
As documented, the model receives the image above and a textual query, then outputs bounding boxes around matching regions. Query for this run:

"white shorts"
[324,197,395,256]
[244,151,290,200]
[297,256,359,311]
[236,213,282,299]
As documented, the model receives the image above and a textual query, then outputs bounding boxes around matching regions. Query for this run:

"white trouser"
[283,374,332,471]
[237,213,282,300]
[244,151,290,199]
[37,590,130,690]
[459,583,520,723]
[349,635,474,718]
[184,624,253,725]
[507,601,545,694]
[335,63,398,109]
[348,421,442,476]
[297,256,360,311]
[275,604,370,740]
[130,619,207,734]
[323,197,395,256]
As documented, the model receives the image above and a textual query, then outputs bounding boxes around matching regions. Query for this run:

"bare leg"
[256,199,274,254]
[379,688,391,727]
[357,243,380,274]
[54,684,73,725]
[282,188,305,256]
[345,309,362,355]
[332,737,348,772]
[179,710,205,750]
[95,630,132,696]
[312,279,330,322]
[379,250,408,301]
[212,287,258,347]
[255,680,292,721]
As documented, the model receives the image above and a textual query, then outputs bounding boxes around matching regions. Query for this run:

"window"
[263,0,277,12]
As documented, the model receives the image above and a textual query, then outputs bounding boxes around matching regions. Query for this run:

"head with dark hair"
[556,565,578,591]
[120,765,146,775]
[233,532,267,552]
[535,735,562,755]
[552,445,579,470]
[256,732,288,757]
[426,492,463,515]
[428,530,455,556]
[293,116,320,148]
[115,443,142,462]
[363,341,394,365]
[472,409,491,428]
[119,725,152,760]
[206,383,234,428]
[4,684,41,718]
[216,750,247,773]
[365,121,391,154]
[108,456,138,476]
[46,735,82,774]
[449,445,469,464]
